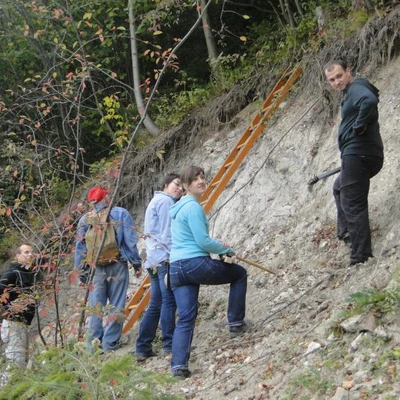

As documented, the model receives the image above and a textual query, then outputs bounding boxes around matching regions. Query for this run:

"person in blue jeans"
[75,186,142,353]
[169,166,248,378]
[136,174,183,361]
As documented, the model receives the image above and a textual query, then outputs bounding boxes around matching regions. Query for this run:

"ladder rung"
[224,161,234,168]
[237,143,246,150]
[273,87,285,96]
[128,304,138,310]
[282,68,296,78]
[262,105,272,114]
[211,180,221,187]
[143,283,151,289]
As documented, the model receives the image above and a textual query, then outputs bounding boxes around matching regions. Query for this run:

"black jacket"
[339,78,384,158]
[0,262,38,325]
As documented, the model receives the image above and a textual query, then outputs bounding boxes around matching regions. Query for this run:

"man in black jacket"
[0,244,38,371]
[324,60,384,265]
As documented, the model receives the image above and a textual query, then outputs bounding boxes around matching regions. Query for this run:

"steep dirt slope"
[121,57,400,400]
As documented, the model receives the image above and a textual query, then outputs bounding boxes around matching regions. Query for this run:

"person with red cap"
[75,186,142,353]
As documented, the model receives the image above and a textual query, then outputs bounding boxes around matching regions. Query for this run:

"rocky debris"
[340,313,376,334]
[84,55,400,399]
[330,386,349,400]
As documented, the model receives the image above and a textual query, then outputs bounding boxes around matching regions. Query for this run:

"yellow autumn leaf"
[153,31,163,36]
[243,15,250,19]
[239,36,247,42]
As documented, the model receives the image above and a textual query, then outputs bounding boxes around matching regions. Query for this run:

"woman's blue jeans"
[170,256,247,372]
[136,262,176,354]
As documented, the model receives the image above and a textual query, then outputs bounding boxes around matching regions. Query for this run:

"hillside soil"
[112,56,400,400]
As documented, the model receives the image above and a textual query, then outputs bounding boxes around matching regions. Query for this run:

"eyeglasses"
[172,181,182,187]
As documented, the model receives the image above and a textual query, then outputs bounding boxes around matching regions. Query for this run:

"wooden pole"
[236,256,277,275]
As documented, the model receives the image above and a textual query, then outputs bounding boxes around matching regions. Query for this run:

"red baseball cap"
[87,186,109,203]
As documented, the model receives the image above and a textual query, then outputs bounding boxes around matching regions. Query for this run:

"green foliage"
[318,341,348,371]
[284,367,335,398]
[48,177,71,211]
[134,129,154,150]
[329,9,370,38]
[0,229,19,263]
[217,54,253,90]
[285,14,318,54]
[154,86,215,127]
[345,288,400,314]
[329,288,400,337]
[0,347,182,400]
[88,157,121,180]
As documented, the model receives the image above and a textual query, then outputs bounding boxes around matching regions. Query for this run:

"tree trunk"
[278,0,290,25]
[284,0,296,29]
[315,6,325,32]
[293,0,304,17]
[128,0,160,137]
[200,0,221,84]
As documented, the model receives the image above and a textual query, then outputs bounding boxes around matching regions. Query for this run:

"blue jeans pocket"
[182,257,219,285]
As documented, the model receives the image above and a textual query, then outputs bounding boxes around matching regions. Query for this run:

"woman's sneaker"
[229,322,249,338]
[136,350,157,362]
[172,369,191,379]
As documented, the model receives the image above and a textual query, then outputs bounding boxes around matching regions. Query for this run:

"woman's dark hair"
[160,173,180,190]
[180,166,205,187]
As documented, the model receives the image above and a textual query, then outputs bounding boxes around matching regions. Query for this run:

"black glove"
[132,263,142,272]
[79,264,90,284]
[353,125,367,136]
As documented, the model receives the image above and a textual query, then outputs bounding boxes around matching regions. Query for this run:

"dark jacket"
[339,78,384,158]
[0,262,37,325]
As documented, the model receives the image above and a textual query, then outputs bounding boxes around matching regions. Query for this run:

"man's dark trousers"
[333,154,383,264]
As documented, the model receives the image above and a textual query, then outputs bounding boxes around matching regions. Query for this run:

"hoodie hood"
[170,195,198,220]
[347,78,379,99]
[153,190,175,201]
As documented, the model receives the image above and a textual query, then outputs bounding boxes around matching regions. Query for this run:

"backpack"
[84,208,120,267]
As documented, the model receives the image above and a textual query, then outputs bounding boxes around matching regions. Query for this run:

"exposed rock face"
[117,56,400,399]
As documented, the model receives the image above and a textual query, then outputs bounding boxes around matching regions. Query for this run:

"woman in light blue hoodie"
[169,166,248,378]
[136,174,183,360]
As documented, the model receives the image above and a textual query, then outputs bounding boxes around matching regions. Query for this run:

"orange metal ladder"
[122,65,302,334]
[123,274,151,334]
[201,65,302,213]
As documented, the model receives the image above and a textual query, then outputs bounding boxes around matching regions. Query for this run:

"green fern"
[0,347,182,400]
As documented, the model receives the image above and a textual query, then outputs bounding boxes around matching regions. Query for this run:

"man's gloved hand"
[79,264,90,286]
[132,263,142,278]
[79,274,88,285]
[354,125,367,136]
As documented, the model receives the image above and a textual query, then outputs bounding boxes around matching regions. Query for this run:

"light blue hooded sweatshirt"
[144,191,176,269]
[170,195,232,262]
